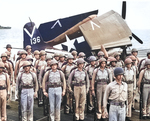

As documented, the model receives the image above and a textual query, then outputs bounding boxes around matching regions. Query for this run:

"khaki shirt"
[85,65,95,80]
[16,72,38,93]
[67,68,89,93]
[42,69,66,92]
[103,81,128,108]
[116,60,124,67]
[61,63,75,79]
[123,67,136,89]
[0,72,10,94]
[91,67,112,90]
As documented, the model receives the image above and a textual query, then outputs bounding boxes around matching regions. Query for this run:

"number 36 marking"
[30,36,41,45]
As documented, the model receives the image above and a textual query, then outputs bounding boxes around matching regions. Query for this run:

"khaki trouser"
[74,85,86,120]
[126,83,133,117]
[66,88,72,113]
[0,90,7,121]
[143,84,150,116]
[96,84,107,119]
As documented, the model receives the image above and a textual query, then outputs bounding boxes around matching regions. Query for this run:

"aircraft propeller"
[121,1,143,44]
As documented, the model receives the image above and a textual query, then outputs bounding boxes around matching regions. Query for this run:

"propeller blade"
[132,33,143,44]
[122,1,126,19]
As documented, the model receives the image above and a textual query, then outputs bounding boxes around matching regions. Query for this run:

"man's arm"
[137,70,144,89]
[60,71,66,96]
[6,73,10,95]
[103,84,110,109]
[42,71,48,93]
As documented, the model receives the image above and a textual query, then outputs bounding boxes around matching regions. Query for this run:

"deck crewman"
[1,53,13,109]
[58,53,66,68]
[85,56,96,113]
[67,58,89,121]
[61,54,76,114]
[138,59,150,119]
[33,50,40,66]
[5,44,15,62]
[91,58,112,120]
[103,67,127,121]
[42,60,66,121]
[26,45,34,58]
[131,48,140,67]
[14,50,28,82]
[114,52,124,68]
[0,62,10,121]
[16,61,38,121]
[123,58,136,121]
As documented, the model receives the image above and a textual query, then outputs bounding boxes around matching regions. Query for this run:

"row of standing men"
[0,44,150,121]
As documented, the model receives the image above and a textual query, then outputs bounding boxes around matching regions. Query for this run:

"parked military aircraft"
[23,1,143,58]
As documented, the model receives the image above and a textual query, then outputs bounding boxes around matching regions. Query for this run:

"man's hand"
[34,92,37,98]
[43,91,48,97]
[92,90,95,96]
[62,90,65,96]
[7,94,10,100]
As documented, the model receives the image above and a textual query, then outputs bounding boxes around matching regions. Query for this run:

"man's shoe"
[126,117,132,121]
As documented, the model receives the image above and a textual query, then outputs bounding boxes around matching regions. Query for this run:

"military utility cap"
[50,60,58,66]
[20,50,27,55]
[99,58,107,64]
[78,52,85,57]
[59,53,65,58]
[98,51,104,57]
[26,45,32,50]
[34,50,40,55]
[6,44,12,48]
[125,58,132,65]
[5,51,11,56]
[26,56,33,62]
[67,54,74,59]
[114,67,124,77]
[46,53,53,61]
[77,58,85,65]
[131,48,138,53]
[23,61,31,68]
[147,51,150,56]
[145,59,150,66]
[54,53,59,57]
[0,62,5,69]
[114,52,121,58]
[89,56,96,62]
[40,50,46,56]
[71,50,77,56]
[1,53,7,58]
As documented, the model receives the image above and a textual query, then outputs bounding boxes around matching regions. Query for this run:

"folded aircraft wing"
[79,10,132,50]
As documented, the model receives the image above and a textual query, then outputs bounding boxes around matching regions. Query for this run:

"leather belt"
[48,82,62,88]
[22,85,33,89]
[143,79,150,84]
[110,101,125,108]
[73,81,85,86]
[0,86,6,90]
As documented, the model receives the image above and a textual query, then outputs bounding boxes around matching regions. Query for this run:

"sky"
[0,0,150,30]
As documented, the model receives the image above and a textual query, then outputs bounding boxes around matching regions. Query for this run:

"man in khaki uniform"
[14,50,28,82]
[103,67,127,121]
[33,50,40,66]
[42,60,66,121]
[67,58,89,121]
[114,52,124,67]
[131,48,140,67]
[71,50,78,63]
[61,54,76,114]
[138,59,150,119]
[123,58,136,121]
[26,45,34,58]
[91,58,112,120]
[108,57,117,81]
[1,53,13,108]
[54,53,59,62]
[34,50,47,106]
[5,44,15,62]
[0,62,10,121]
[58,53,66,68]
[85,56,96,112]
[16,61,38,121]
